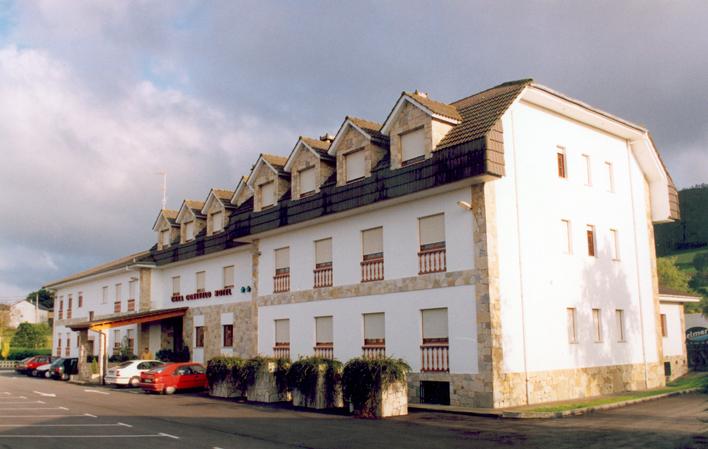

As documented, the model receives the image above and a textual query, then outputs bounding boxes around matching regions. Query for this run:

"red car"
[139,362,208,395]
[15,355,54,376]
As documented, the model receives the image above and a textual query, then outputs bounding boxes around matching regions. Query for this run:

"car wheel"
[31,370,37,377]
[164,386,176,395]
[129,377,140,388]
[44,371,51,378]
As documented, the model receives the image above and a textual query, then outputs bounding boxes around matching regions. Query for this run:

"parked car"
[106,360,164,387]
[51,357,78,380]
[139,362,208,394]
[15,355,54,376]
[35,362,54,378]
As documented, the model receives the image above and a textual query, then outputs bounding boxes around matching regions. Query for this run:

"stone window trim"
[616,309,626,343]
[592,308,603,343]
[298,165,318,197]
[344,147,367,183]
[567,307,578,344]
[660,314,668,338]
[399,126,427,167]
[582,154,592,186]
[222,324,234,347]
[195,326,205,348]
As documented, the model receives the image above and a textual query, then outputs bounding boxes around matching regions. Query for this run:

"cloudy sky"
[0,0,706,300]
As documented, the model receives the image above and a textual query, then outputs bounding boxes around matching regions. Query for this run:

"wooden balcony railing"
[314,265,333,288]
[273,343,290,360]
[66,309,72,320]
[314,343,334,360]
[361,257,384,282]
[114,301,121,313]
[420,342,449,372]
[418,247,447,274]
[127,299,136,312]
[362,344,386,359]
[273,273,290,293]
[58,310,63,320]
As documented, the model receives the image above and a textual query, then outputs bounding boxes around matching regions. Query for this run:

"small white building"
[3,299,50,328]
[46,79,692,408]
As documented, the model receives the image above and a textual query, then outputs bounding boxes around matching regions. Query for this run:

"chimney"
[414,89,428,98]
[320,133,335,143]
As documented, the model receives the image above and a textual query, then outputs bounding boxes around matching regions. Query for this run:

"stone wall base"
[407,372,492,408]
[292,369,343,409]
[246,362,291,403]
[664,355,689,381]
[208,380,242,399]
[377,381,408,418]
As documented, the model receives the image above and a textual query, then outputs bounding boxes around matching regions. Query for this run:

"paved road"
[0,371,706,449]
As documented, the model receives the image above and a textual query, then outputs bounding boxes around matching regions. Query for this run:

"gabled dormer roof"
[175,199,206,224]
[230,176,252,206]
[201,188,236,215]
[246,153,289,189]
[380,91,462,135]
[284,136,335,172]
[327,116,389,156]
[151,209,179,232]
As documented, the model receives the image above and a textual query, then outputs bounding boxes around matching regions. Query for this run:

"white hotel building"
[46,79,691,408]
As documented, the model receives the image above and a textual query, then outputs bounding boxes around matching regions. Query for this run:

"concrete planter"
[246,361,290,403]
[209,378,243,399]
[292,364,343,409]
[349,379,408,418]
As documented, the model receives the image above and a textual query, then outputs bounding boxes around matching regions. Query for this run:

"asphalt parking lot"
[0,370,706,449]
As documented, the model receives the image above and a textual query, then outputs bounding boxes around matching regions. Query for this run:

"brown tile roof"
[348,116,389,144]
[405,91,462,122]
[212,189,235,201]
[659,285,700,298]
[437,79,533,150]
[300,136,335,160]
[184,200,205,213]
[262,153,288,168]
[162,209,178,223]
[44,250,151,288]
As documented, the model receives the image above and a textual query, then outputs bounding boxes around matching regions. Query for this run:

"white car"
[35,363,53,378]
[105,360,164,387]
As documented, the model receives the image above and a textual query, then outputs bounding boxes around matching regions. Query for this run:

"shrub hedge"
[287,357,342,404]
[6,348,52,360]
[342,357,409,417]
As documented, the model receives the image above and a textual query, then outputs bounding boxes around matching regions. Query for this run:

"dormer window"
[345,149,366,182]
[261,181,276,208]
[161,229,170,247]
[401,128,425,165]
[186,221,195,241]
[299,166,316,196]
[212,211,224,233]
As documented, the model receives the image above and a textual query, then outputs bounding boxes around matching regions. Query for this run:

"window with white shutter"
[561,219,572,254]
[172,276,181,296]
[401,128,425,163]
[362,227,383,260]
[315,238,332,268]
[345,150,366,182]
[161,229,170,246]
[363,313,385,345]
[223,265,234,288]
[567,308,577,343]
[212,211,223,232]
[299,167,316,196]
[419,214,445,250]
[186,221,195,241]
[129,280,137,299]
[275,319,290,345]
[275,247,290,274]
[196,271,206,293]
[422,308,448,343]
[261,181,276,208]
[315,316,333,345]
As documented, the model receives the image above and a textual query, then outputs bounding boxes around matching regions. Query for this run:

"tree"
[694,253,708,273]
[657,257,691,292]
[25,288,54,311]
[10,323,51,349]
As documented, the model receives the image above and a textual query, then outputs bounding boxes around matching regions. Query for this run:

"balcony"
[66,309,72,320]
[314,343,334,360]
[418,246,447,274]
[313,264,333,288]
[127,299,136,312]
[420,339,449,372]
[114,301,121,313]
[362,341,386,359]
[273,272,290,293]
[64,347,70,357]
[58,310,63,320]
[273,343,290,360]
[361,257,384,282]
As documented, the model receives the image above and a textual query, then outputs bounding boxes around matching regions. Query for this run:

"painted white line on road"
[0,434,181,439]
[0,401,45,405]
[84,389,110,395]
[32,391,56,397]
[84,413,98,418]
[117,422,133,428]
[0,415,93,418]
[0,424,128,428]
[0,407,67,410]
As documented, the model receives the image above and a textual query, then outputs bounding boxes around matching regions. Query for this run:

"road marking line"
[0,401,45,405]
[0,415,93,418]
[158,433,180,439]
[84,413,98,418]
[84,389,110,395]
[0,434,180,439]
[0,407,67,410]
[0,424,127,428]
[32,391,56,397]
[117,422,133,427]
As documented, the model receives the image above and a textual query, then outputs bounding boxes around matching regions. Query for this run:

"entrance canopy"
[67,307,188,332]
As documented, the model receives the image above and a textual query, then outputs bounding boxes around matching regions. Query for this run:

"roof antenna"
[155,172,167,210]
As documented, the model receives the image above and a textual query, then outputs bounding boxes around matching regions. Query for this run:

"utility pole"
[35,291,39,323]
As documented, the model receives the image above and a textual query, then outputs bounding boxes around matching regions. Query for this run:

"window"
[223,324,233,347]
[275,247,290,274]
[401,128,425,164]
[161,229,170,246]
[422,308,449,343]
[196,271,206,293]
[58,299,64,319]
[604,161,614,192]
[78,292,83,308]
[419,214,445,250]
[212,211,224,232]
[299,166,316,196]
[345,149,366,182]
[172,276,181,296]
[592,308,602,342]
[315,316,333,346]
[129,279,137,300]
[102,286,108,304]
[616,309,625,342]
[567,308,578,343]
[582,154,591,186]
[67,295,73,318]
[126,329,135,354]
[610,229,620,260]
[362,227,383,260]
[195,326,205,347]
[113,330,120,349]
[315,238,332,268]
[275,319,290,346]
[261,181,276,208]
[363,313,385,345]
[586,225,596,257]
[223,265,235,288]
[186,221,195,241]
[561,219,572,254]
[557,147,567,178]
[660,314,668,337]
[115,283,122,301]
